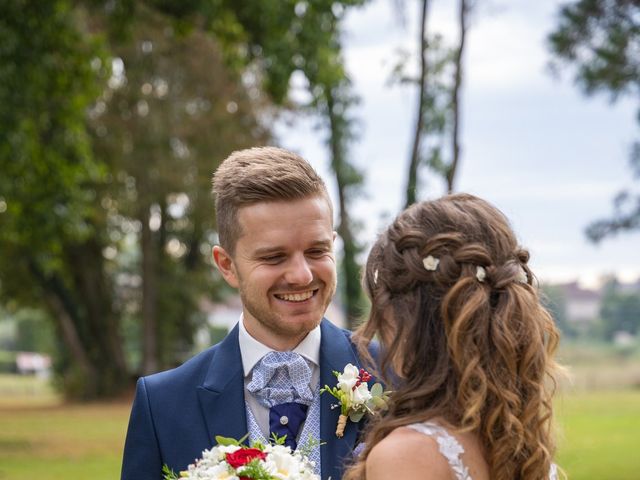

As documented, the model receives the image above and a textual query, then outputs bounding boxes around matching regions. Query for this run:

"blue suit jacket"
[121,319,373,480]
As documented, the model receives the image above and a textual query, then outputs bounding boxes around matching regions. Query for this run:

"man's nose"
[284,254,313,285]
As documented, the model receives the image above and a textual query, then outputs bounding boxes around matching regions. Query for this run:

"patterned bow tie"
[246,351,314,407]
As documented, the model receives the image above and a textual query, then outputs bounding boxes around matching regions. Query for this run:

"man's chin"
[279,315,322,334]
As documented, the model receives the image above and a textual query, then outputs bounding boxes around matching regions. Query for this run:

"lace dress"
[407,421,558,480]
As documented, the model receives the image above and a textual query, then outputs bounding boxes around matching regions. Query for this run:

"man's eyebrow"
[252,239,333,257]
[306,239,333,249]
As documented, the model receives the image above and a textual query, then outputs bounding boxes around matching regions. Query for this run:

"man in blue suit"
[121,146,372,480]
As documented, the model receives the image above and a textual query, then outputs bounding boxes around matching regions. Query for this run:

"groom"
[121,146,373,480]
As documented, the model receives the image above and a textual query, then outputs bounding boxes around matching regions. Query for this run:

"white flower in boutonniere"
[320,363,391,438]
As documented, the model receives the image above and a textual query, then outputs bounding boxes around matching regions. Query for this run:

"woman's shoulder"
[366,425,453,480]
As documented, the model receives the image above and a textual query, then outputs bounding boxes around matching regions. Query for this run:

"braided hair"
[347,193,560,480]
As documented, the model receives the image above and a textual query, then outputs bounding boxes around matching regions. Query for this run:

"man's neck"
[238,315,322,377]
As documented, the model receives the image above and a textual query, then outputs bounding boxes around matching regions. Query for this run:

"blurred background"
[1,0,639,478]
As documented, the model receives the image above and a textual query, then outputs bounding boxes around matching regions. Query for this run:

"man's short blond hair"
[212,146,333,254]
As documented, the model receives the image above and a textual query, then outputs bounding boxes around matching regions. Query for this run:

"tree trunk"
[28,258,102,398]
[447,0,469,193]
[68,239,128,373]
[326,88,362,331]
[65,239,130,396]
[405,0,430,208]
[141,202,160,375]
[44,290,97,387]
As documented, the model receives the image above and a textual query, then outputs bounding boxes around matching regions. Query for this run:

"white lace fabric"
[407,421,558,480]
[407,422,472,480]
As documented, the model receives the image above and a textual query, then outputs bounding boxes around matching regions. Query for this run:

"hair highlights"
[347,193,561,480]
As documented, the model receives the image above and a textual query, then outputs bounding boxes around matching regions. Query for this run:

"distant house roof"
[555,282,602,324]
[560,281,602,302]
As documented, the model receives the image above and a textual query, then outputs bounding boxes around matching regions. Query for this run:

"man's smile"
[274,289,318,302]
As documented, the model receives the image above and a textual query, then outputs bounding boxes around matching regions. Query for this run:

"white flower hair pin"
[421,253,528,286]
[517,266,528,284]
[423,255,440,271]
[476,266,487,283]
[320,364,390,438]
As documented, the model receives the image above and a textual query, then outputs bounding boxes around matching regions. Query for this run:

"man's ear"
[212,245,239,289]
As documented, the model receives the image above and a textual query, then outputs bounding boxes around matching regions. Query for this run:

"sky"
[275,0,640,289]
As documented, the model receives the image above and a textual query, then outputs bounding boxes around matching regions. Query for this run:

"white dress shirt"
[238,315,321,437]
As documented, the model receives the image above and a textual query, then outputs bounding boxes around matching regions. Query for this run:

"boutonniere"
[320,363,390,437]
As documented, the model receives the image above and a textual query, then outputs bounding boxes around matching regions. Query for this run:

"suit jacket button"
[280,415,289,425]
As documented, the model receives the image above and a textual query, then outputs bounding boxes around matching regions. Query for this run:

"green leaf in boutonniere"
[348,411,365,423]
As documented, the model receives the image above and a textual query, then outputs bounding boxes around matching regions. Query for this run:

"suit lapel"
[196,325,248,446]
[319,319,360,480]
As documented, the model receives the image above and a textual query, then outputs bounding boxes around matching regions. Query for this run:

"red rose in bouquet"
[225,448,267,469]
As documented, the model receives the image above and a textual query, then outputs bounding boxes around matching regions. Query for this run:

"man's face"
[214,196,337,350]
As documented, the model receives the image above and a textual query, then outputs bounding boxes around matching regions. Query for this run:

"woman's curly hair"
[345,193,561,480]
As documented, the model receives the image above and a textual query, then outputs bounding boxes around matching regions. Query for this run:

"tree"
[447,0,471,193]
[316,75,365,331]
[548,0,640,242]
[540,284,577,338]
[405,0,432,207]
[89,5,268,374]
[0,0,368,397]
[400,0,472,207]
[0,304,56,355]
[0,0,128,398]
[599,281,640,340]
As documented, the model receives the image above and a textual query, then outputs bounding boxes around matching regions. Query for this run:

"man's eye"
[261,255,284,263]
[307,249,328,257]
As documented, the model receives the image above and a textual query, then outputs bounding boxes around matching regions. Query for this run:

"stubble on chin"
[241,279,335,342]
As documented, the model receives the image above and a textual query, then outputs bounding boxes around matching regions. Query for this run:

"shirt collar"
[238,314,321,377]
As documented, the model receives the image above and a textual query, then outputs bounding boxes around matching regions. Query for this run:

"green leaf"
[320,385,343,403]
[270,432,287,445]
[370,382,383,397]
[251,440,265,450]
[235,458,274,480]
[349,411,365,423]
[162,464,179,480]
[215,433,248,447]
[215,435,239,446]
[298,434,324,457]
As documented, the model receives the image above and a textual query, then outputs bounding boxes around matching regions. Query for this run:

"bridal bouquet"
[163,435,319,480]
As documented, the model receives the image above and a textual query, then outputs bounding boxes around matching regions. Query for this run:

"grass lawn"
[555,389,640,480]
[0,374,131,480]
[1,374,639,479]
[0,402,130,479]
